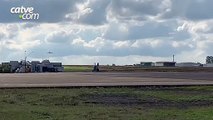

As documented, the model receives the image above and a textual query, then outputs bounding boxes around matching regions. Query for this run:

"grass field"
[63,65,213,72]
[0,86,213,120]
[63,65,93,72]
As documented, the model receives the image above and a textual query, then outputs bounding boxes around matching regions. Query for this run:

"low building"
[134,64,141,67]
[1,62,11,73]
[140,62,154,67]
[176,62,202,67]
[31,61,40,72]
[10,61,19,72]
[155,62,176,67]
[31,60,64,72]
[2,60,64,73]
[203,64,213,67]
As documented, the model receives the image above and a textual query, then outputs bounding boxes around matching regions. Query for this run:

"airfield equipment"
[92,63,100,72]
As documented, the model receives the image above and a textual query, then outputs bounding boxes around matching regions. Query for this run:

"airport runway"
[0,72,213,88]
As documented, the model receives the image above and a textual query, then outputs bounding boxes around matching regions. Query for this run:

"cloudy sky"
[0,0,213,65]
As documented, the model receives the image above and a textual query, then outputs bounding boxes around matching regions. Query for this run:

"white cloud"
[131,39,163,48]
[113,41,130,48]
[45,30,72,43]
[72,37,105,48]
[162,0,213,20]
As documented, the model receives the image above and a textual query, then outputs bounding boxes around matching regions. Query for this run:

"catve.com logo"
[10,6,39,20]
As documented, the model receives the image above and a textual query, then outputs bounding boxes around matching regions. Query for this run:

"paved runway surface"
[0,72,213,88]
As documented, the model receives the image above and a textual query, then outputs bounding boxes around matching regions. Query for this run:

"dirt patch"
[148,100,213,109]
[82,94,142,106]
[80,93,213,109]
[136,87,213,95]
